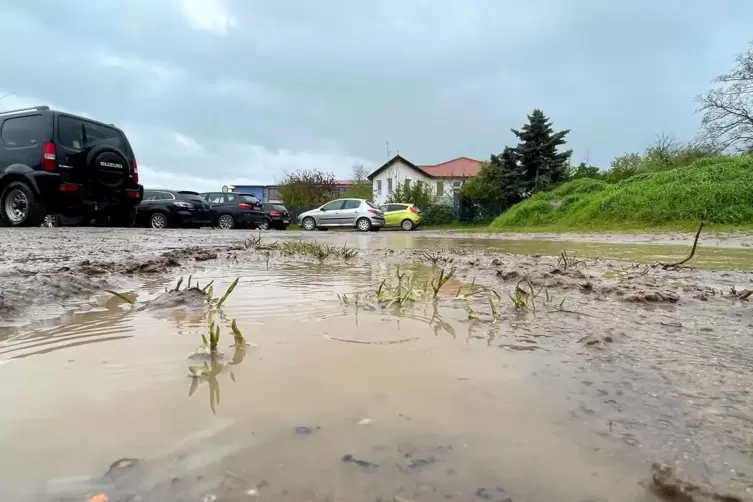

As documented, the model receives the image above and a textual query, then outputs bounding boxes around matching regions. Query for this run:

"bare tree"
[698,43,753,153]
[351,163,368,182]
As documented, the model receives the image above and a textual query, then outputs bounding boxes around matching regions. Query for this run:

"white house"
[367,155,484,206]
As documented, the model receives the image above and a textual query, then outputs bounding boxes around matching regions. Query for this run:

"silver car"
[298,198,385,231]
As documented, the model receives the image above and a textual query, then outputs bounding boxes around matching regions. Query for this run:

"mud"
[1,227,753,501]
[2,227,753,326]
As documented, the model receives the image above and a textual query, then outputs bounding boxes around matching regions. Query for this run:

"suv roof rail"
[0,105,51,116]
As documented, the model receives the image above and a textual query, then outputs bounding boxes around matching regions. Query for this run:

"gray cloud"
[2,0,752,191]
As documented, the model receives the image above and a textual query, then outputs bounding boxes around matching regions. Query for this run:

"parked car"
[0,105,143,227]
[379,203,422,230]
[298,198,385,232]
[258,202,291,230]
[137,189,214,229]
[199,192,265,229]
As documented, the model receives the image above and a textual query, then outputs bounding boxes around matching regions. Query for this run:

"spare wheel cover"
[94,150,128,188]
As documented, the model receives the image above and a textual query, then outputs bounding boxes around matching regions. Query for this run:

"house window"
[404,177,412,187]
[452,181,462,190]
[436,181,444,196]
[387,178,393,192]
[377,180,382,195]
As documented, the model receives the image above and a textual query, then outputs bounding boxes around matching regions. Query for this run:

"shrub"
[422,204,455,226]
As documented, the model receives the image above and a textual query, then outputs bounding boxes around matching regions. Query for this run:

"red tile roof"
[367,155,484,180]
[417,157,484,178]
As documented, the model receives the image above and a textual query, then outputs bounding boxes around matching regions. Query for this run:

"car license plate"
[283,220,290,224]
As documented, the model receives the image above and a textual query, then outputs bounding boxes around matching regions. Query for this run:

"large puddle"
[314,232,753,271]
[1,258,752,501]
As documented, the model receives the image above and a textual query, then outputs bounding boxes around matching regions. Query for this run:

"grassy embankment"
[489,156,753,233]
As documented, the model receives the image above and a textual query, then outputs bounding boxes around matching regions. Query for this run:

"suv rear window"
[58,115,127,151]
[240,195,259,203]
[1,115,46,148]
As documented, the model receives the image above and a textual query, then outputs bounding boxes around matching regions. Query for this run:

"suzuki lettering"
[100,162,123,169]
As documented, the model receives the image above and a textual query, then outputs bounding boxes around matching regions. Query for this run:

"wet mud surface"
[1,227,753,501]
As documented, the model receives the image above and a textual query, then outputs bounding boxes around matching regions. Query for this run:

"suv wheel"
[41,214,61,227]
[0,182,45,227]
[258,219,271,230]
[217,213,236,230]
[356,217,372,232]
[150,212,168,229]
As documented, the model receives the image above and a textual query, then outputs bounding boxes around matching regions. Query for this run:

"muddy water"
[2,250,753,501]
[291,232,753,271]
[0,261,673,502]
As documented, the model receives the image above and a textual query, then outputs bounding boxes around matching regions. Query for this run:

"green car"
[379,203,422,230]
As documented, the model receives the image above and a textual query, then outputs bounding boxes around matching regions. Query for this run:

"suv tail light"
[41,142,56,172]
[238,203,254,210]
[269,210,281,216]
[410,206,418,213]
[132,159,139,183]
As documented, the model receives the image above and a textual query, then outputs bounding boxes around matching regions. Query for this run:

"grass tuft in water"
[202,321,221,354]
[243,231,264,249]
[215,277,239,308]
[557,250,585,271]
[267,241,359,261]
[430,267,456,297]
[231,319,247,346]
[104,290,135,305]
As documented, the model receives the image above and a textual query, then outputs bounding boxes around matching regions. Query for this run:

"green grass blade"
[216,277,240,308]
[105,290,135,305]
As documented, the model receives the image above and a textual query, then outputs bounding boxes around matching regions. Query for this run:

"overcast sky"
[1,0,752,191]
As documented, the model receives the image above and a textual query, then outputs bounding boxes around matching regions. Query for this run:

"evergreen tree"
[460,147,523,217]
[511,109,572,193]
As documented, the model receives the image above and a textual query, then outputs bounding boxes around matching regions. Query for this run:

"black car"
[0,105,143,227]
[137,190,214,229]
[199,192,265,229]
[258,202,291,230]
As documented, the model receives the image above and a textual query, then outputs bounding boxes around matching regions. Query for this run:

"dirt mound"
[0,246,229,325]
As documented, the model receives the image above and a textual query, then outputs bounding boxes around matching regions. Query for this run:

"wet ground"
[1,227,753,501]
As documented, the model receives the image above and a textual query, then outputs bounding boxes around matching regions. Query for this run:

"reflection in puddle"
[1,259,751,500]
[187,346,247,415]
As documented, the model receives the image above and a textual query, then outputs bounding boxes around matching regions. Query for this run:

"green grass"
[491,156,753,230]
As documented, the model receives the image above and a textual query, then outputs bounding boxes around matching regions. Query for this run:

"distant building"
[224,180,358,204]
[226,185,266,200]
[367,155,484,206]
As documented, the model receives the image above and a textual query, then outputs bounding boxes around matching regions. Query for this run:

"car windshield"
[366,201,380,210]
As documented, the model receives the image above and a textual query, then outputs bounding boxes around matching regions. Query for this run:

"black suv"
[0,105,143,227]
[200,192,265,229]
